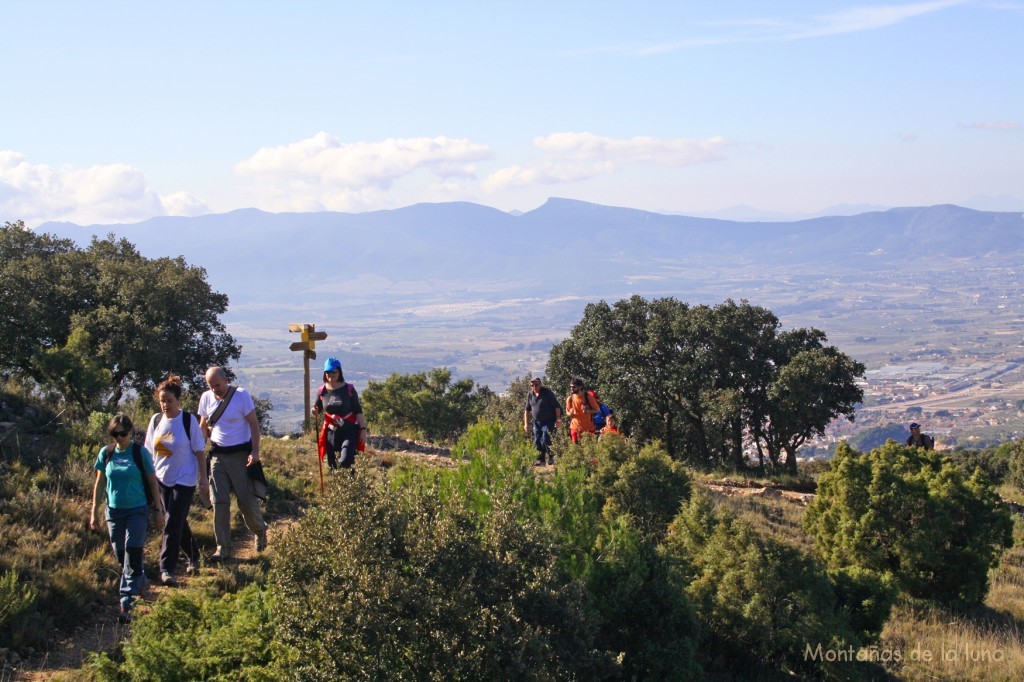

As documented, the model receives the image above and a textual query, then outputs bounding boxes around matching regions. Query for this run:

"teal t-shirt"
[94,444,156,510]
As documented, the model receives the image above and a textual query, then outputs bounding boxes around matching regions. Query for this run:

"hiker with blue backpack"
[144,375,207,586]
[312,358,366,470]
[90,413,165,623]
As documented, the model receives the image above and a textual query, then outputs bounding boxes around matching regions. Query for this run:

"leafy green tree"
[750,330,865,473]
[361,367,488,443]
[0,221,86,375]
[0,223,240,412]
[805,441,1013,605]
[548,296,863,472]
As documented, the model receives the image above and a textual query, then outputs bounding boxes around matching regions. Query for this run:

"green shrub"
[1006,438,1024,491]
[666,492,860,680]
[805,441,1013,606]
[92,584,277,681]
[361,367,489,443]
[0,570,39,649]
[588,516,702,681]
[603,442,691,542]
[270,466,613,681]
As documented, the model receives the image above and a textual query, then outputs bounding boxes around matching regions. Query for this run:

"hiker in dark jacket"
[90,413,165,623]
[905,422,934,450]
[524,377,562,466]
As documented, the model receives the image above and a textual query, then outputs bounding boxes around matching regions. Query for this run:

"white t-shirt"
[198,386,256,447]
[144,411,207,487]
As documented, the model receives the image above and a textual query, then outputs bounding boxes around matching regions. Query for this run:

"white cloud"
[234,132,493,212]
[160,191,211,216]
[0,151,207,226]
[957,120,1022,131]
[484,132,731,192]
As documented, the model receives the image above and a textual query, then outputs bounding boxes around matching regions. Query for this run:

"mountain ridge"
[37,199,1024,308]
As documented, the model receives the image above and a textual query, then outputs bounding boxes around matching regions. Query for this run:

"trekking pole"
[314,411,324,494]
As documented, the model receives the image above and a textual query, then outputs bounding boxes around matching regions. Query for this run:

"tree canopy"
[547,296,864,472]
[360,367,491,443]
[1,220,240,412]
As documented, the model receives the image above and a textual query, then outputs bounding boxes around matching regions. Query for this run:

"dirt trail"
[700,477,817,506]
[17,517,295,681]
[17,439,438,680]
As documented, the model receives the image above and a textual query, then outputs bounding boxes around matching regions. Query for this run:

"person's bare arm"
[244,409,261,466]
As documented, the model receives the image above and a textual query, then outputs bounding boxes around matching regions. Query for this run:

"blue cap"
[909,422,921,429]
[324,358,342,373]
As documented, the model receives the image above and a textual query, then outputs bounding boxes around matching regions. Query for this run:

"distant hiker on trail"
[312,357,366,471]
[199,366,267,562]
[565,378,600,443]
[905,422,934,450]
[90,413,165,624]
[144,375,207,586]
[600,414,622,438]
[524,377,562,466]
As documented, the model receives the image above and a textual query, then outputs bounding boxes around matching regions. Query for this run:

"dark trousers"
[159,482,198,574]
[532,421,555,464]
[326,422,359,469]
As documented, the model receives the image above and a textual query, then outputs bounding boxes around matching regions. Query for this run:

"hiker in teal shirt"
[90,413,164,623]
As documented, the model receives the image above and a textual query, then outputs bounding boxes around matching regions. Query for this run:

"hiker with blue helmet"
[313,358,366,470]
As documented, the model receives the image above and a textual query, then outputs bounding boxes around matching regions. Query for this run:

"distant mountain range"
[39,199,1024,313]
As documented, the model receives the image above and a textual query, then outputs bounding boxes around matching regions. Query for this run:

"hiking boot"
[210,547,230,562]
[160,571,176,586]
[118,605,132,624]
[255,530,267,553]
[184,561,197,576]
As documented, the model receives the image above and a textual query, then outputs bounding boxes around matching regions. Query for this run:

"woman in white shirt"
[144,375,208,585]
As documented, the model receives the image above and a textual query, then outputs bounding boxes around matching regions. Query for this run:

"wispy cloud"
[577,1,967,56]
[0,151,208,226]
[235,132,493,211]
[484,132,731,191]
[956,120,1022,130]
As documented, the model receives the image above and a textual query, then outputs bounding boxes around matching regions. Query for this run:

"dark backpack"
[149,410,195,443]
[104,442,154,505]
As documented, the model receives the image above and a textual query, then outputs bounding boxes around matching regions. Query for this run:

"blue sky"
[2,0,1022,225]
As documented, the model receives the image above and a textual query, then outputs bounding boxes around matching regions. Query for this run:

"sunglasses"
[110,430,130,438]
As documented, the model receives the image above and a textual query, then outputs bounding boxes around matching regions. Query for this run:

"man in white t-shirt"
[198,366,267,561]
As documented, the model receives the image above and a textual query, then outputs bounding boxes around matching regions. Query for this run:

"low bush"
[91,584,276,681]
[805,441,1013,606]
[666,492,861,680]
[270,463,613,681]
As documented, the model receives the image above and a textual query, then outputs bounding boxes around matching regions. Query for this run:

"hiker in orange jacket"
[565,378,600,443]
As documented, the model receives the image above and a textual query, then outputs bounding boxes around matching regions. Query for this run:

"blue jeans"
[532,421,555,463]
[106,504,149,609]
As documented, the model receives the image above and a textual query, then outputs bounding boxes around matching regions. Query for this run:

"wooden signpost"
[289,323,328,431]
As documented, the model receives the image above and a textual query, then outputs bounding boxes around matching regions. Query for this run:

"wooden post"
[303,346,311,431]
[289,323,328,433]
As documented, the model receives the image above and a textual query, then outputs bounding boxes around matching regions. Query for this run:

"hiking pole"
[314,411,324,494]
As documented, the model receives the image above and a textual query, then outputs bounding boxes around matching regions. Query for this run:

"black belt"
[210,441,251,455]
